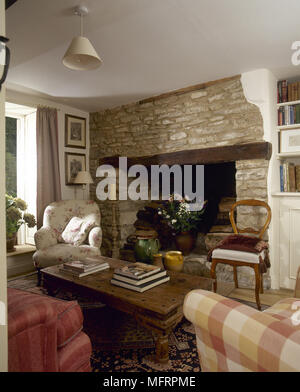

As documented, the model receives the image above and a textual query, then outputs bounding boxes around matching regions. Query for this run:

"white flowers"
[171,219,177,224]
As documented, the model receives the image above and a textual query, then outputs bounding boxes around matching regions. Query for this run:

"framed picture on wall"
[65,152,86,185]
[65,114,86,149]
[280,128,300,153]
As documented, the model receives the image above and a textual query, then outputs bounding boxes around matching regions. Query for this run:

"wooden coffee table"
[41,257,213,363]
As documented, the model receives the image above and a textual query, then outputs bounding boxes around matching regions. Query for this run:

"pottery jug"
[134,238,160,264]
[164,251,184,272]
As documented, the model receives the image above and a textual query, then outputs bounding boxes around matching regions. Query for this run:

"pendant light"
[63,5,102,71]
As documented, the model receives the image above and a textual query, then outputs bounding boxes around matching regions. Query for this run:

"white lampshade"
[74,171,94,185]
[62,36,102,71]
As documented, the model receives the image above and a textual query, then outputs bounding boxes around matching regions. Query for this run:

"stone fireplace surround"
[90,73,272,288]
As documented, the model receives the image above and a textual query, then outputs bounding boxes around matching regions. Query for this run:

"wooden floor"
[229,287,294,307]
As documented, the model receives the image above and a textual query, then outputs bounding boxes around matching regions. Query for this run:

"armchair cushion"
[61,217,95,246]
[33,243,101,269]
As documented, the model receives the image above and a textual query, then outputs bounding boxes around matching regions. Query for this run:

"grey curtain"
[36,107,61,228]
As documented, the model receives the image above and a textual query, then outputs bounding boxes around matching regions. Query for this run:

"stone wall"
[89,74,269,287]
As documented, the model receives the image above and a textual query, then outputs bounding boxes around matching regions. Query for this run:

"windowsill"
[7,244,36,257]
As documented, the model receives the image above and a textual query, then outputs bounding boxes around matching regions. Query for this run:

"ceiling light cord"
[80,14,83,37]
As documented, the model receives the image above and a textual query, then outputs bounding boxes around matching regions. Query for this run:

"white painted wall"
[5,90,90,201]
[241,69,278,288]
[0,0,8,371]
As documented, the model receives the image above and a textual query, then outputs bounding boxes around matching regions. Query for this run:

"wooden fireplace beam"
[98,142,272,168]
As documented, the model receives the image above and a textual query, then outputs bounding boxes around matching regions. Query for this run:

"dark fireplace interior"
[160,162,236,234]
[202,162,236,233]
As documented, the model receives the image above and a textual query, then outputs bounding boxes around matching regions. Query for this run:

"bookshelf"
[276,79,300,195]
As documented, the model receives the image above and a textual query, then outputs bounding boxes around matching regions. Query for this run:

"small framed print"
[65,114,86,149]
[280,128,300,153]
[65,152,86,185]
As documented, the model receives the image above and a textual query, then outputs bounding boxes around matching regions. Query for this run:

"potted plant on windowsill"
[6,194,36,252]
[158,195,207,255]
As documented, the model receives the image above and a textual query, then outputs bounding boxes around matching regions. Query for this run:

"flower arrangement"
[6,194,36,240]
[158,194,206,234]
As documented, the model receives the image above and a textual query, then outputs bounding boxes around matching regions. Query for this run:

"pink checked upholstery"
[183,288,300,372]
[8,288,92,372]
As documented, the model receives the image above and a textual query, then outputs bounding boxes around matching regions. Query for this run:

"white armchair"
[33,200,102,283]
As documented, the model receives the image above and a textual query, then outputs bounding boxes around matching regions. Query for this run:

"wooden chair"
[210,199,271,310]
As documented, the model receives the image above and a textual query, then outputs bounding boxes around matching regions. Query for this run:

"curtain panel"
[36,107,61,228]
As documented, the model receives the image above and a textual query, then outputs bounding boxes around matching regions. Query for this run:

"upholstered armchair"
[183,267,300,372]
[33,200,102,282]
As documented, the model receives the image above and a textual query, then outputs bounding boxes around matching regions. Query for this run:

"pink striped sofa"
[183,268,300,372]
[8,288,92,372]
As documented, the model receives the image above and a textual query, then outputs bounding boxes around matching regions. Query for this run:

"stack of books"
[59,258,109,277]
[111,262,170,292]
[280,162,300,192]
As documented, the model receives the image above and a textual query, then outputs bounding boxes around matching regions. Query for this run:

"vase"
[134,238,160,264]
[164,251,184,272]
[174,231,196,255]
[6,232,17,252]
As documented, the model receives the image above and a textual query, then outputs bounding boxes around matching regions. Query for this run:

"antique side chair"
[210,199,272,310]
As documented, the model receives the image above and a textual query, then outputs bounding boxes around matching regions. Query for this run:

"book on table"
[114,262,161,279]
[60,257,109,277]
[111,274,170,292]
[63,258,109,273]
[59,263,109,278]
[112,270,167,286]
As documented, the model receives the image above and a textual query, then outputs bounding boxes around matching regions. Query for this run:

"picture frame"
[65,152,86,185]
[65,114,86,149]
[279,128,300,153]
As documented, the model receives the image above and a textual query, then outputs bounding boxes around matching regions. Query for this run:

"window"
[5,103,37,245]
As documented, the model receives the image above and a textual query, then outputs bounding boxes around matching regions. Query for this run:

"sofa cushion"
[61,217,95,246]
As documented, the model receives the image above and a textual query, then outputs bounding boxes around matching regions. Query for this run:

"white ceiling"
[6,0,300,112]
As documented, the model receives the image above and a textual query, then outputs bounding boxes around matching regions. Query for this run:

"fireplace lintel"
[98,142,272,168]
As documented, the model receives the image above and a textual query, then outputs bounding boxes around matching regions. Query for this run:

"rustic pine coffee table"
[41,257,213,363]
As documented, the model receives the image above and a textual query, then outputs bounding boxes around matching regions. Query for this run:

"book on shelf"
[278,80,300,104]
[280,162,296,192]
[110,275,170,292]
[112,270,167,286]
[296,166,300,192]
[277,104,300,126]
[59,263,109,278]
[63,258,109,273]
[114,262,161,280]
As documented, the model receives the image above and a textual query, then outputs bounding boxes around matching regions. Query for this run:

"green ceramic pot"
[134,238,160,264]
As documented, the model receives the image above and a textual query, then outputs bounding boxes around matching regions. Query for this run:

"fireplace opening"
[120,161,237,261]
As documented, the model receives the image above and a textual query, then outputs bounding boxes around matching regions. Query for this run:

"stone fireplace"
[89,74,272,288]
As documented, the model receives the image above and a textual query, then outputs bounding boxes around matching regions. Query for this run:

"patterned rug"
[7,273,268,372]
